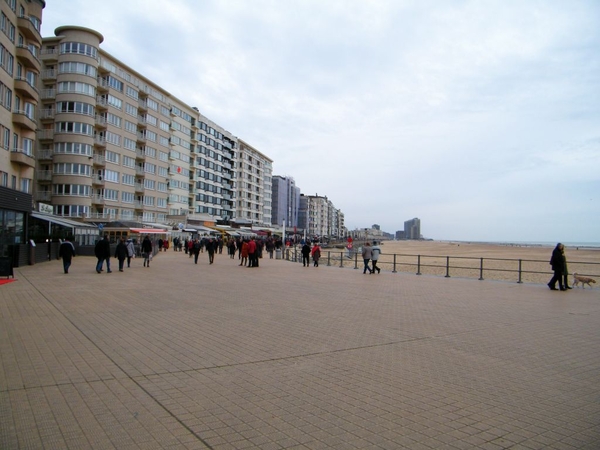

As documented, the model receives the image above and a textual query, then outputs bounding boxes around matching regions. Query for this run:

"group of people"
[180,235,278,268]
[301,241,322,267]
[92,235,153,273]
[361,241,382,274]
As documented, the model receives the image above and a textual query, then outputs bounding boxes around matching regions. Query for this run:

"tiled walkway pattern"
[1,250,599,449]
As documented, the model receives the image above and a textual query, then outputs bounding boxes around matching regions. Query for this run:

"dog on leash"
[573,273,597,289]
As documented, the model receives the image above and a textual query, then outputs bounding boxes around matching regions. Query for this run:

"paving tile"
[0,251,599,448]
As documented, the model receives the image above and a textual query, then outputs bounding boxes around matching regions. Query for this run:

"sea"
[442,240,600,249]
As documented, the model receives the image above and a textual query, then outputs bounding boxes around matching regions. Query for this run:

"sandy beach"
[320,240,600,286]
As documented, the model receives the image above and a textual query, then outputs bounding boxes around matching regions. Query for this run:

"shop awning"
[31,212,97,235]
[129,228,171,234]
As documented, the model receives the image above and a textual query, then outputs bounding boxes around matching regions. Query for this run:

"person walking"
[95,235,112,273]
[192,239,201,264]
[301,241,311,267]
[247,237,257,267]
[371,241,382,274]
[58,236,76,274]
[548,243,567,291]
[125,238,135,268]
[311,242,321,267]
[141,235,153,267]
[207,237,216,264]
[240,239,249,266]
[114,237,128,272]
[362,242,373,274]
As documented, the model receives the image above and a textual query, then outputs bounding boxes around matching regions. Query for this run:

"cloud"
[40,0,600,242]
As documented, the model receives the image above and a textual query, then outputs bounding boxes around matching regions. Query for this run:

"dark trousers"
[302,255,309,266]
[549,270,564,290]
[62,257,72,273]
[372,259,379,273]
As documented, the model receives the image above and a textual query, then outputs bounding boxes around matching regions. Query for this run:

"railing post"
[327,251,331,267]
[479,257,484,280]
[518,259,523,283]
[354,252,359,269]
[445,256,450,277]
[417,255,421,275]
[392,254,397,273]
[340,252,344,268]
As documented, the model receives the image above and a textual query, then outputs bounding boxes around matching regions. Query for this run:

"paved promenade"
[1,249,599,449]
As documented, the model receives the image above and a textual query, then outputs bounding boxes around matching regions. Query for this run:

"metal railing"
[283,247,600,285]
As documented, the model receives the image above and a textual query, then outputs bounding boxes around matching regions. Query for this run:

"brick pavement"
[1,248,599,449]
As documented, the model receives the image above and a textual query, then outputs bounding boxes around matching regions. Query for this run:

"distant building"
[236,139,273,226]
[395,230,406,240]
[271,175,300,228]
[404,218,421,240]
[298,194,345,241]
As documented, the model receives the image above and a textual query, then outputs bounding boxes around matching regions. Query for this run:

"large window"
[104,169,119,183]
[59,61,96,77]
[0,209,25,254]
[55,122,94,136]
[107,94,122,110]
[60,42,98,59]
[57,101,94,116]
[55,205,89,217]
[58,81,95,96]
[53,163,91,176]
[53,184,91,196]
[54,142,93,156]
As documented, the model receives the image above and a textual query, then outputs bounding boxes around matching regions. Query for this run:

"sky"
[41,0,600,242]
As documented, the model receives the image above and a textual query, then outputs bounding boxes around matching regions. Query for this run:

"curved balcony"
[17,16,41,43]
[10,148,35,168]
[14,77,38,101]
[12,110,37,131]
[16,45,41,71]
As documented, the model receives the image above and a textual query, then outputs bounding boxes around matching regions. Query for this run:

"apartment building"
[0,0,45,257]
[404,217,421,240]
[236,139,272,226]
[35,25,245,234]
[271,175,300,228]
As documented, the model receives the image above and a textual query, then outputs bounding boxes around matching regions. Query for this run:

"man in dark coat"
[58,236,76,274]
[206,238,216,264]
[114,237,128,272]
[95,235,112,273]
[141,235,153,267]
[548,243,566,291]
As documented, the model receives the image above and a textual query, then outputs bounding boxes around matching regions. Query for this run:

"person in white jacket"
[371,241,382,274]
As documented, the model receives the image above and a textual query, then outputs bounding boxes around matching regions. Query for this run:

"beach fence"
[284,247,600,285]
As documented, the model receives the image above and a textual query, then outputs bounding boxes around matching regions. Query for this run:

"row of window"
[0,169,29,192]
[1,11,15,43]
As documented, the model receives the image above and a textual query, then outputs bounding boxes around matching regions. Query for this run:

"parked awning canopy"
[129,228,171,234]
[31,212,97,235]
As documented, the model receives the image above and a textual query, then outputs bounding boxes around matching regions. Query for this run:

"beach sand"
[321,240,600,286]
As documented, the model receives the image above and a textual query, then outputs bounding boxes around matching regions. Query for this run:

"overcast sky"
[41,0,600,243]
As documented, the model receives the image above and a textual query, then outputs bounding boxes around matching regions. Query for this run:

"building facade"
[236,139,272,226]
[0,0,45,257]
[35,25,269,231]
[271,175,300,228]
[298,194,344,241]
[404,217,421,240]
